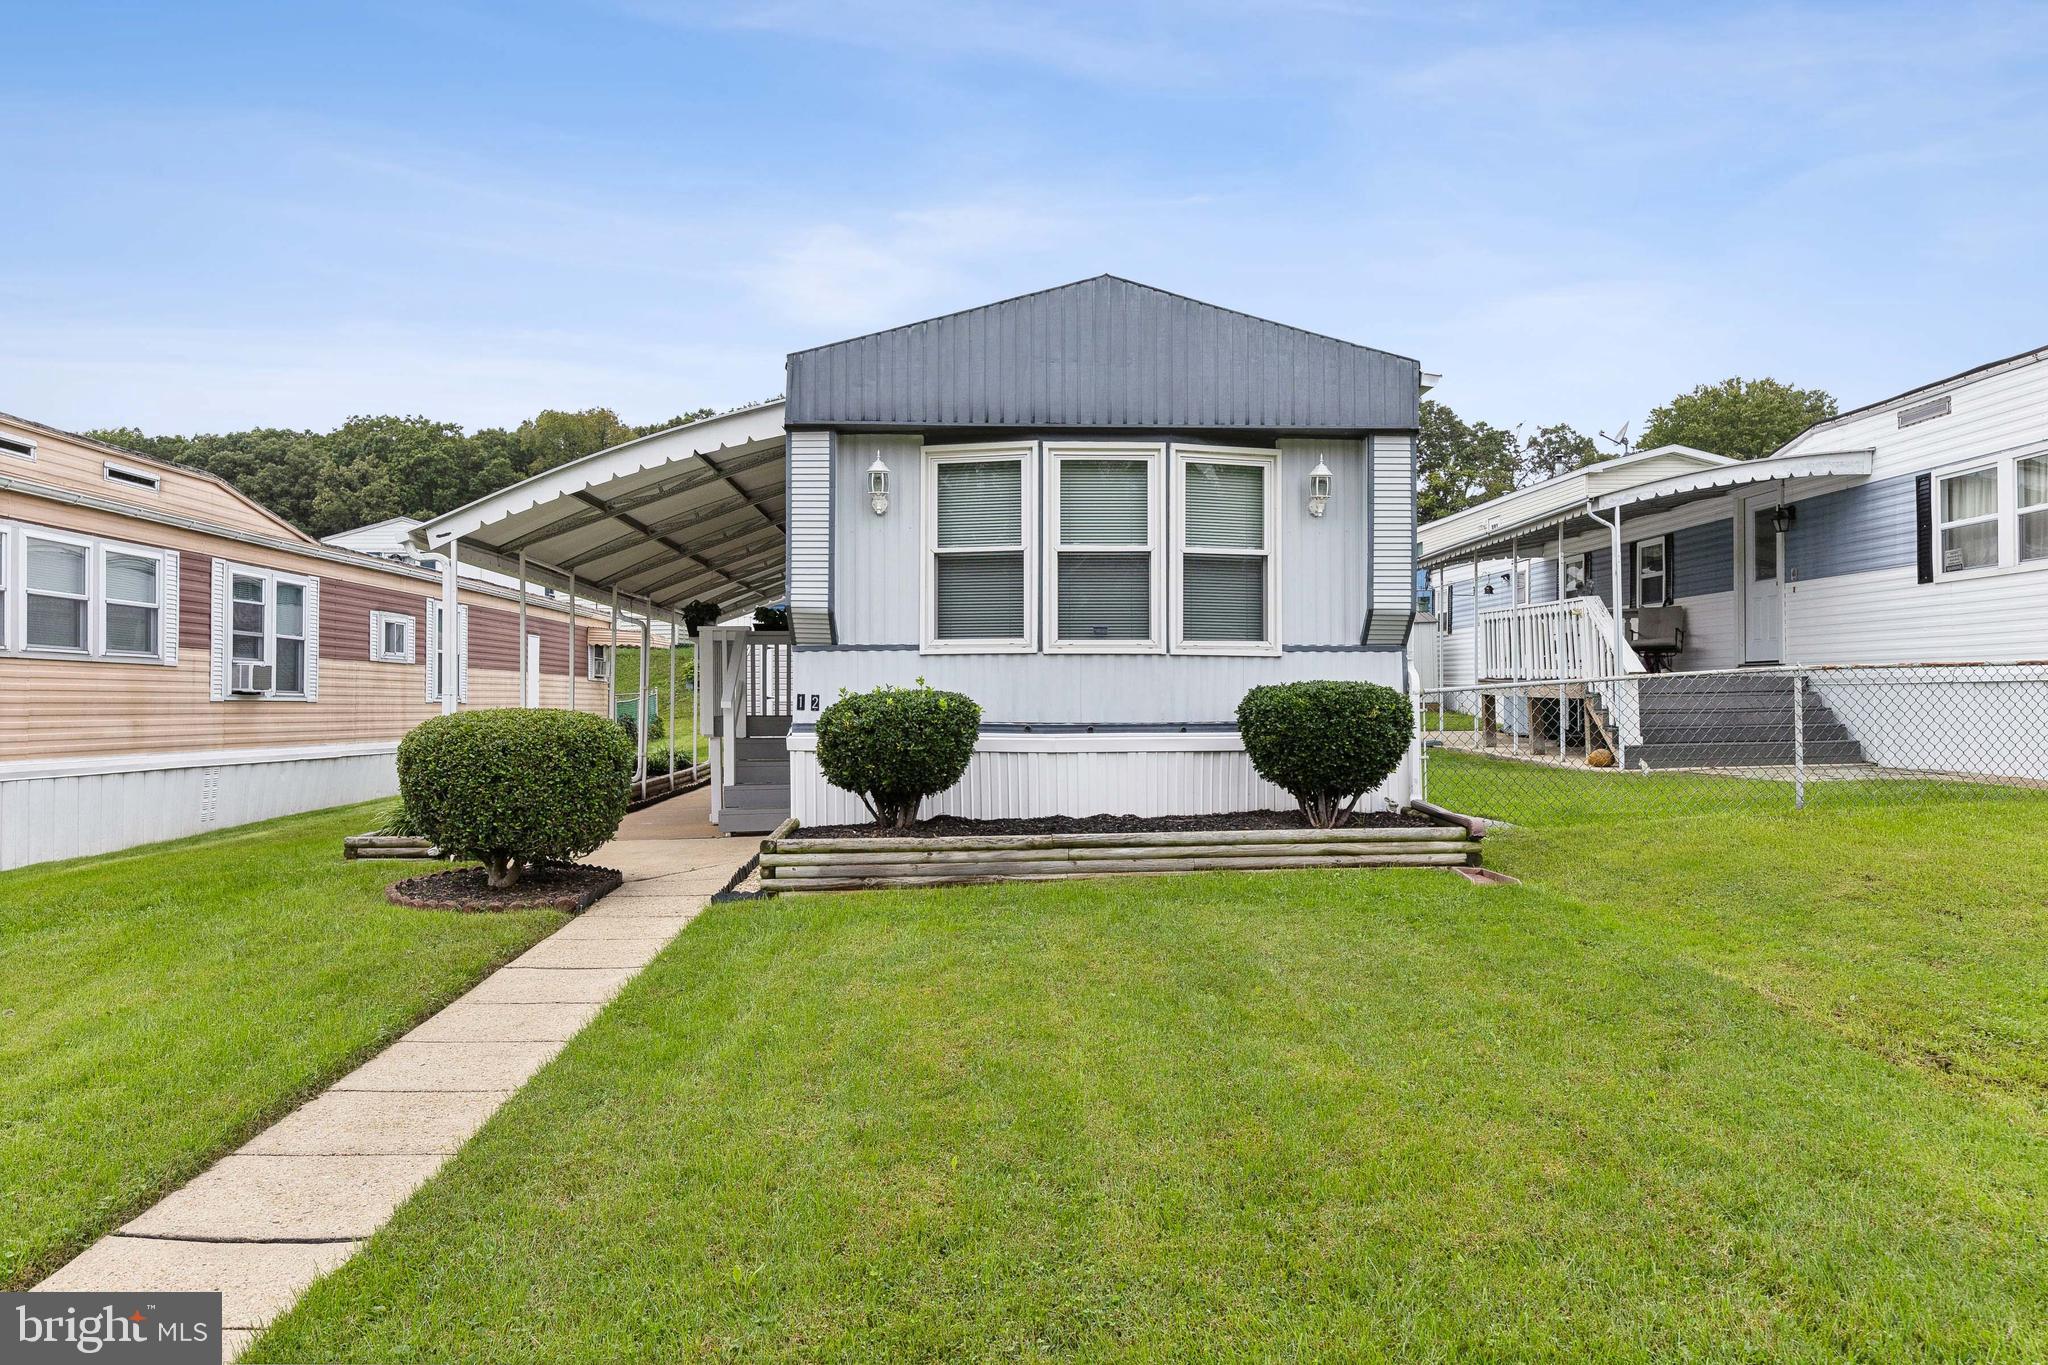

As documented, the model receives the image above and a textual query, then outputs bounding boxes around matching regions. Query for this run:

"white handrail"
[1477,597,1643,750]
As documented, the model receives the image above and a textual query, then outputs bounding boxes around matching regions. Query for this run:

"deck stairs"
[1589,671,1866,770]
[719,714,791,835]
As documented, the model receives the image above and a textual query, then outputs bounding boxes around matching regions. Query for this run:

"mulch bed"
[387,862,622,912]
[795,809,1436,840]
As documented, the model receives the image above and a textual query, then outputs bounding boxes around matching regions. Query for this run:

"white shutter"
[303,578,320,700]
[161,550,180,667]
[425,605,441,701]
[368,610,384,661]
[208,558,227,700]
[456,604,469,701]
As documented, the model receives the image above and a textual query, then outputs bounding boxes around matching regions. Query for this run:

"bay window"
[924,443,1035,652]
[1047,444,1162,652]
[1937,465,1999,573]
[1171,447,1278,654]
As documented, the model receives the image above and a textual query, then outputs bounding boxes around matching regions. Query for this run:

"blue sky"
[4,1,2045,440]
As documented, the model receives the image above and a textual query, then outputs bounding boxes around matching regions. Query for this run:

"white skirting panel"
[1808,665,2048,782]
[0,744,399,872]
[788,733,1416,826]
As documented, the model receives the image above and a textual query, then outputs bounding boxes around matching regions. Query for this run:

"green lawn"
[255,788,2048,1361]
[0,802,564,1289]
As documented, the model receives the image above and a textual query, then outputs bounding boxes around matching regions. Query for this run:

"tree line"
[88,407,713,540]
[1417,376,1838,523]
[86,374,1838,539]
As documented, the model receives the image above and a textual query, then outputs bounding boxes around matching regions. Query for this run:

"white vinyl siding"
[217,562,319,701]
[922,442,1036,653]
[1046,443,1163,653]
[0,519,174,664]
[1171,446,1279,655]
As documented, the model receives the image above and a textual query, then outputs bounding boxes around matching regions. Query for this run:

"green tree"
[1637,377,1838,461]
[1417,400,1521,522]
[1518,422,1605,485]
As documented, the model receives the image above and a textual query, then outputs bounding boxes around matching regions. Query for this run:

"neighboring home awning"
[412,400,788,616]
[1418,446,1876,569]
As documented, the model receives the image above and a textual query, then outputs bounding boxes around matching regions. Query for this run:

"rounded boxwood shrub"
[816,681,980,829]
[1237,680,1414,828]
[398,708,635,889]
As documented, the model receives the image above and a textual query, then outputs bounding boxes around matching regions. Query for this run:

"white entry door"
[1743,502,1782,663]
[524,633,542,705]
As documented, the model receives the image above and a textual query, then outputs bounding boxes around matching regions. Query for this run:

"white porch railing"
[697,626,793,810]
[1476,597,1644,752]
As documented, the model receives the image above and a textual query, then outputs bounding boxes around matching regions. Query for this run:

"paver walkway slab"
[32,820,753,1362]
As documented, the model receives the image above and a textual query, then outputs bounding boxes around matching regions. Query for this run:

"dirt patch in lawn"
[797,809,1436,840]
[387,863,622,912]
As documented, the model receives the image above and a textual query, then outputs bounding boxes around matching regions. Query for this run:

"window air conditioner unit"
[231,661,274,695]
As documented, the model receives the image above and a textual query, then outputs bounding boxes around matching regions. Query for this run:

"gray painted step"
[717,807,789,835]
[1640,721,1852,744]
[734,758,788,784]
[746,715,792,737]
[1633,739,1865,769]
[1637,704,1842,726]
[735,737,787,762]
[721,782,790,811]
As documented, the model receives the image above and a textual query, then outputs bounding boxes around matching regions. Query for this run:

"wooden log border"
[758,806,1485,894]
[343,834,441,861]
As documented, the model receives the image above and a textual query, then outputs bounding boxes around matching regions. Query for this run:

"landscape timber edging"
[757,807,1486,894]
[343,834,441,861]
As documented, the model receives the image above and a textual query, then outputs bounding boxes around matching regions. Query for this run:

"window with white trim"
[0,434,33,462]
[0,522,172,662]
[369,610,416,663]
[1634,538,1667,606]
[26,534,90,652]
[1171,446,1278,654]
[923,443,1035,652]
[222,564,316,698]
[1046,443,1163,652]
[1937,464,1999,573]
[2018,454,2047,564]
[101,548,162,657]
[1563,552,1593,598]
[588,642,612,681]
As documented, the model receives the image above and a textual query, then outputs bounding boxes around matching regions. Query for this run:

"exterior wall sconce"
[1770,503,1797,533]
[1306,459,1333,518]
[868,455,890,515]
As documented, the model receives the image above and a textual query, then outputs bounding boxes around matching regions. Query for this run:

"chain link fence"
[1420,663,2048,824]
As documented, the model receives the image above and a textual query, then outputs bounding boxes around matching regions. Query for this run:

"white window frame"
[100,543,167,659]
[1043,441,1165,654]
[2019,452,2048,566]
[369,610,416,663]
[588,641,612,681]
[0,433,35,462]
[223,562,316,700]
[0,520,173,664]
[1634,538,1667,607]
[1169,444,1281,657]
[102,460,162,495]
[1563,551,1593,599]
[1934,459,2003,580]
[921,440,1038,655]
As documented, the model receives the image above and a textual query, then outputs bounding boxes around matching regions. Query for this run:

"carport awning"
[414,400,788,614]
[1418,448,1876,568]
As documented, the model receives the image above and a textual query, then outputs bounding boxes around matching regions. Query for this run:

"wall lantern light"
[1306,459,1333,518]
[1770,503,1797,534]
[868,454,891,516]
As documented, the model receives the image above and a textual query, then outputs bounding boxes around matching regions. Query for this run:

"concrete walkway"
[34,815,751,1363]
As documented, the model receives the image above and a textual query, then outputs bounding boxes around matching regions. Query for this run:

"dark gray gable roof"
[785,275,1419,433]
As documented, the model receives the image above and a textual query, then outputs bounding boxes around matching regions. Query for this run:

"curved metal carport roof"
[412,399,788,615]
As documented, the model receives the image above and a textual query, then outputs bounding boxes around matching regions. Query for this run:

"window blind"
[936,461,1022,546]
[1184,462,1265,549]
[935,552,1024,639]
[1058,552,1149,640]
[1182,555,1265,641]
[1059,460,1147,543]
